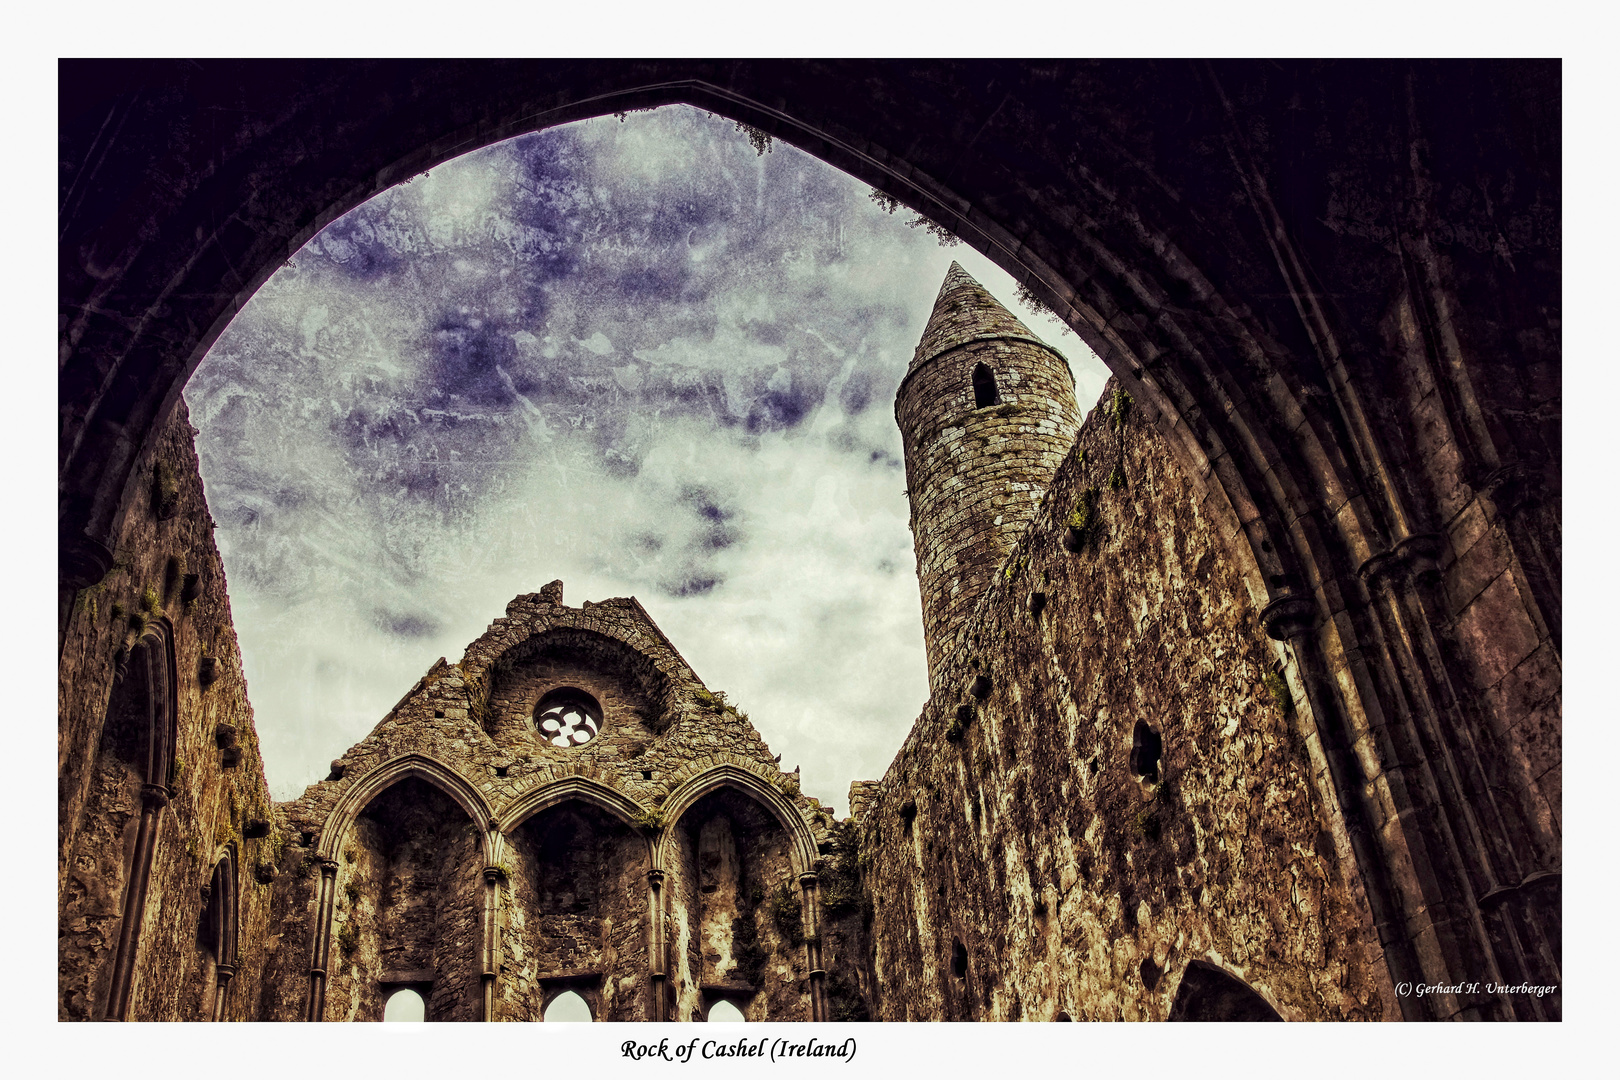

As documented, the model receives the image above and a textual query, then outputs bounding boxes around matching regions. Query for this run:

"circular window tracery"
[533,688,602,748]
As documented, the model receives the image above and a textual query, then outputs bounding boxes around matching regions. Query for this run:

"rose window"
[533,689,602,748]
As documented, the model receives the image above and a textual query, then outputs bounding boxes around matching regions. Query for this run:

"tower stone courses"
[897,263,1083,693]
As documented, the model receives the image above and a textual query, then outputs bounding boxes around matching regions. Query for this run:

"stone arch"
[498,784,654,1021]
[479,623,679,736]
[499,775,649,838]
[659,767,823,1022]
[58,61,1563,1019]
[199,843,240,1020]
[316,754,494,864]
[656,766,816,876]
[1167,960,1284,1022]
[307,758,496,1023]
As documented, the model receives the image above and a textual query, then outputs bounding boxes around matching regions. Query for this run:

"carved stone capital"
[214,965,237,980]
[1259,595,1317,641]
[318,858,339,877]
[798,871,820,888]
[647,868,666,886]
[140,783,171,810]
[61,534,114,591]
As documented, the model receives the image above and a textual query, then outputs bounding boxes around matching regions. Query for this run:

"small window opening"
[951,938,969,979]
[383,988,425,1022]
[708,1000,747,1022]
[972,363,1001,408]
[1129,721,1162,782]
[544,990,593,1022]
[533,688,603,748]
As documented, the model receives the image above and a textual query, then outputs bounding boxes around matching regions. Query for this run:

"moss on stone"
[1262,671,1295,715]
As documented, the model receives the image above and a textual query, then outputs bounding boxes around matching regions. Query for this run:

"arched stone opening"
[59,621,176,1021]
[542,988,595,1022]
[383,986,426,1022]
[57,61,1562,1020]
[322,777,485,1022]
[668,787,809,1023]
[197,846,240,1020]
[1167,961,1283,1022]
[971,363,1000,408]
[499,799,650,1021]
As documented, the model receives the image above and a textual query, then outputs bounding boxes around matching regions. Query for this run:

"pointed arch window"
[972,363,1000,408]
[200,847,239,1020]
[544,990,593,1022]
[709,999,747,1022]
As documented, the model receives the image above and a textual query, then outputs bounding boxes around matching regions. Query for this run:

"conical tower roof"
[907,262,1048,376]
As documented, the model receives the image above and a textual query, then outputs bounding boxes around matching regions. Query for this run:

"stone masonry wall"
[58,403,277,1020]
[855,380,1395,1021]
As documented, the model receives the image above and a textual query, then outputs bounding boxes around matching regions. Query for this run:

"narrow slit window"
[972,364,1000,408]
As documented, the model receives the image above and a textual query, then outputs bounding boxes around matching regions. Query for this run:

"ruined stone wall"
[322,780,485,1021]
[668,790,810,1021]
[501,805,650,1020]
[58,403,277,1020]
[265,586,835,1021]
[856,382,1395,1021]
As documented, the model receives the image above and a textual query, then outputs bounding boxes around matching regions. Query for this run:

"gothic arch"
[59,61,1562,1019]
[200,843,240,1021]
[656,766,816,876]
[316,754,495,863]
[498,775,651,843]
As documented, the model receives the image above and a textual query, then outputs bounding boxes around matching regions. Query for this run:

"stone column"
[305,858,339,1022]
[647,868,666,1021]
[482,863,502,1021]
[798,871,826,1022]
[211,964,236,1021]
[102,782,169,1020]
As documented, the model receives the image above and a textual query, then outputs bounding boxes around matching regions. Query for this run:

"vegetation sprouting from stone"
[826,968,872,1021]
[1109,463,1127,491]
[337,921,359,958]
[151,460,180,518]
[631,806,665,833]
[869,190,901,215]
[768,879,805,948]
[1015,281,1061,322]
[735,121,773,155]
[1066,487,1102,551]
[1109,386,1134,430]
[1262,671,1295,715]
[817,821,869,923]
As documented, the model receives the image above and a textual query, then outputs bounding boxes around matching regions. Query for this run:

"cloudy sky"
[184,105,1110,812]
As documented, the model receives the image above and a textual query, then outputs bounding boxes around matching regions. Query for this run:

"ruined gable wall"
[58,403,278,1020]
[856,381,1394,1021]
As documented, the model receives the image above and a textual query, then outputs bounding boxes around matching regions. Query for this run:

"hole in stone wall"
[708,999,746,1022]
[533,687,603,748]
[972,363,1001,408]
[1055,1011,1073,1021]
[951,938,968,978]
[383,988,425,1022]
[1167,961,1283,1022]
[543,990,593,1022]
[1129,721,1162,782]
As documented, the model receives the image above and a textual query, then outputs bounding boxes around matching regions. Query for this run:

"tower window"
[972,363,1000,408]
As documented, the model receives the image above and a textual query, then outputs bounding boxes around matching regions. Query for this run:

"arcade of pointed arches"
[305,753,824,1021]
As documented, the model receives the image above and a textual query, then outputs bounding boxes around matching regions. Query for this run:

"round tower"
[896,263,1082,692]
